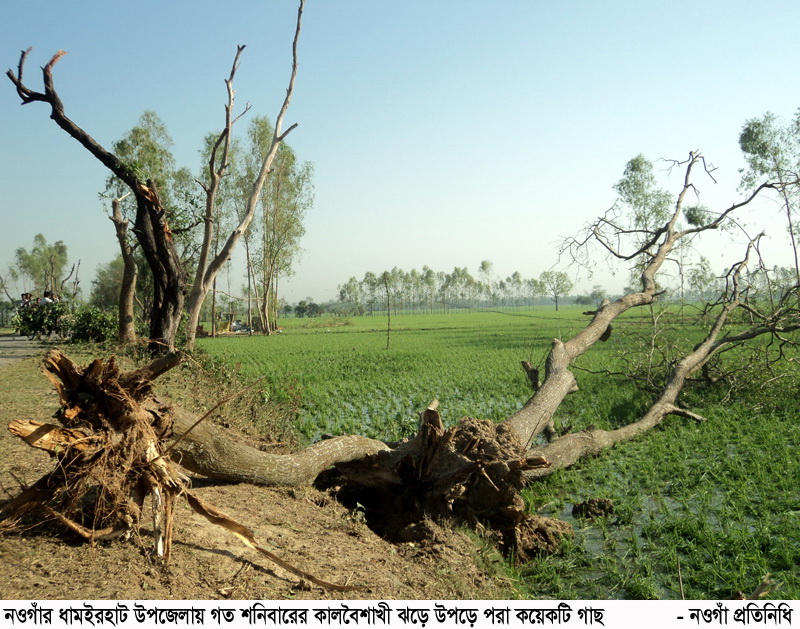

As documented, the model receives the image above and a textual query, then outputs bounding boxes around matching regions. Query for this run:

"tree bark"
[134,186,187,352]
[169,407,389,486]
[110,195,138,343]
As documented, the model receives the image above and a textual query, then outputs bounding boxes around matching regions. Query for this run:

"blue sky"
[2,1,799,302]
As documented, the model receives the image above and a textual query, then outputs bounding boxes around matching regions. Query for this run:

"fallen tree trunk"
[166,399,574,560]
[170,407,390,485]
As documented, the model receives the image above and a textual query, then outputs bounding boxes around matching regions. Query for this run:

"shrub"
[65,306,118,343]
[12,302,69,339]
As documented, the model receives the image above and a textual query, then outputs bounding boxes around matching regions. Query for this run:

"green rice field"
[198,307,800,599]
[199,308,659,440]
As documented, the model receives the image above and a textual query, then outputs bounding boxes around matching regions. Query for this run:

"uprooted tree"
[3,143,799,589]
[4,0,800,591]
[6,2,305,354]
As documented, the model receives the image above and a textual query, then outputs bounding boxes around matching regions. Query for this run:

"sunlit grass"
[198,306,800,599]
[200,309,604,439]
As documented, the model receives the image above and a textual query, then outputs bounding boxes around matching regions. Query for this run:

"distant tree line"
[335,262,575,315]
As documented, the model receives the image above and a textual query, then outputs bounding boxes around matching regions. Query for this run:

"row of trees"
[336,264,575,315]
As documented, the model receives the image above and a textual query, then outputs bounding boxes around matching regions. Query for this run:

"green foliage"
[90,254,152,328]
[738,110,800,280]
[683,205,710,227]
[110,110,176,192]
[90,256,127,309]
[614,154,673,232]
[539,270,573,310]
[13,234,70,296]
[106,111,202,250]
[65,306,118,343]
[13,303,117,343]
[738,112,793,187]
[12,301,68,339]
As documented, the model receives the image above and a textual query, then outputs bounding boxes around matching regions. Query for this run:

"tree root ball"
[331,415,573,562]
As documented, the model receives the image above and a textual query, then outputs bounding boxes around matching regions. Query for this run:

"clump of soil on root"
[327,409,574,563]
[572,498,615,519]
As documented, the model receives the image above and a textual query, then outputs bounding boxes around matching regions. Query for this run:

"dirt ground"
[0,336,516,600]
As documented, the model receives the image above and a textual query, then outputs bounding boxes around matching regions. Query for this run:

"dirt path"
[0,333,45,369]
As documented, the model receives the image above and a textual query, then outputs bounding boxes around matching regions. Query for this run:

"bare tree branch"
[504,153,782,448]
[7,48,188,352]
[184,0,305,350]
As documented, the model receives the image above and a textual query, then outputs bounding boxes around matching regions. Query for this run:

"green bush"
[64,306,118,343]
[12,302,69,339]
[12,303,119,343]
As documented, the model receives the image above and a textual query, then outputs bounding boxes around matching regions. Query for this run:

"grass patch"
[199,307,799,599]
[522,390,800,599]
[199,310,600,440]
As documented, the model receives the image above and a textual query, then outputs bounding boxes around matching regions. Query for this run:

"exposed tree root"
[326,403,572,561]
[1,349,359,592]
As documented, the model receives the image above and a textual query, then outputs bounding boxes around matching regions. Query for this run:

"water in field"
[198,308,800,599]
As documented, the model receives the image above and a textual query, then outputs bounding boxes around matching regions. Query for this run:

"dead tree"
[6,0,305,354]
[7,50,186,353]
[184,1,304,351]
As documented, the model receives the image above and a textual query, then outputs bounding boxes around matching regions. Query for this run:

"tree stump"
[2,350,361,591]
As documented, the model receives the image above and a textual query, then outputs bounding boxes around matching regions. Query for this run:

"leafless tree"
[184,2,304,350]
[6,0,305,354]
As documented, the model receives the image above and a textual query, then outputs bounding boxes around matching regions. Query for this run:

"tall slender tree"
[239,116,313,334]
[184,3,305,350]
[739,111,800,282]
